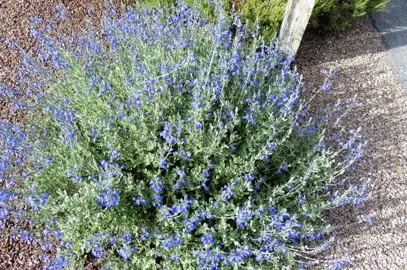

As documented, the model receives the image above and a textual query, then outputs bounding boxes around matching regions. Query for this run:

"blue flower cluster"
[97,189,120,209]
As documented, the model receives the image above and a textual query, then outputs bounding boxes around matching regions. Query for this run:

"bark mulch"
[0,1,123,268]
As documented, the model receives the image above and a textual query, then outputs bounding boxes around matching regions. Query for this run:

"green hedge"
[241,0,390,39]
[134,0,389,39]
[312,0,390,30]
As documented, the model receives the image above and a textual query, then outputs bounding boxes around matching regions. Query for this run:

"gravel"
[297,15,407,270]
[1,1,406,269]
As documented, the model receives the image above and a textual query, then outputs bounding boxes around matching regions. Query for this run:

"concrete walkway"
[371,0,407,92]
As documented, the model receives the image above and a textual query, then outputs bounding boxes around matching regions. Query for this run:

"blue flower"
[243,174,254,182]
[222,185,234,203]
[320,83,331,91]
[55,231,63,239]
[170,254,180,262]
[236,208,253,229]
[268,143,276,152]
[100,160,109,170]
[162,236,182,249]
[200,233,214,246]
[176,169,186,177]
[182,152,190,161]
[150,179,164,193]
[118,246,133,260]
[0,208,9,219]
[132,197,148,206]
[97,189,120,209]
[276,163,287,174]
[140,230,152,241]
[160,159,168,170]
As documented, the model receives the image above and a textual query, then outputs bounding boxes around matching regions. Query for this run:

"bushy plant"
[0,1,369,269]
[122,0,389,40]
[240,0,286,40]
[240,0,389,39]
[312,0,390,31]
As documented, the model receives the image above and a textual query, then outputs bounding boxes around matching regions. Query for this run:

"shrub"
[239,0,389,39]
[0,1,368,269]
[312,0,390,31]
[123,0,390,40]
[240,0,286,40]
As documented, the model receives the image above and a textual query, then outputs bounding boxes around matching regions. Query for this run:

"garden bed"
[0,1,406,269]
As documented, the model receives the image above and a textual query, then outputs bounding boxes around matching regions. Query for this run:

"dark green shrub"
[131,0,389,41]
[240,0,287,40]
[239,0,389,39]
[312,0,390,30]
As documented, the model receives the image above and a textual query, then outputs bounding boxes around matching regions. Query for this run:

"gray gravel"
[371,0,407,93]
[297,15,407,269]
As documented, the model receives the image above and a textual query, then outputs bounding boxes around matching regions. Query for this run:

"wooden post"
[279,0,315,55]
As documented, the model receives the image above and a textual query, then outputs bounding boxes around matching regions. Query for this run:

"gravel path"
[297,16,407,270]
[371,0,407,93]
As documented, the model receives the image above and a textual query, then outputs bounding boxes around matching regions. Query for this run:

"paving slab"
[371,0,407,93]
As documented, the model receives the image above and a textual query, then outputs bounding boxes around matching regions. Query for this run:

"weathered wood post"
[279,0,315,55]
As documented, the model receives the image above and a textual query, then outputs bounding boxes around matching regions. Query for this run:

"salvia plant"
[0,1,369,269]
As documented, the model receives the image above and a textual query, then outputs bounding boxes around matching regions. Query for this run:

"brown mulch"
[0,0,128,119]
[0,1,126,269]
